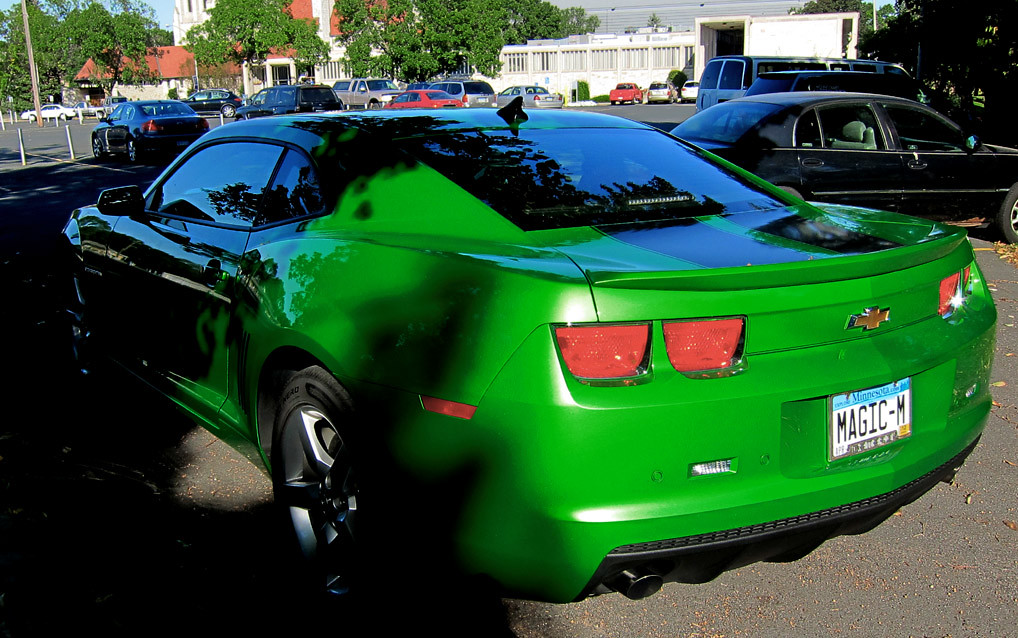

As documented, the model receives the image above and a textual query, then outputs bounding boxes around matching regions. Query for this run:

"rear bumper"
[136,133,203,155]
[579,437,977,599]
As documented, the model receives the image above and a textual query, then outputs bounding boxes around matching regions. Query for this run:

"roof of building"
[75,46,240,82]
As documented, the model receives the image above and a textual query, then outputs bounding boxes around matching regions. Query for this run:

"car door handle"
[801,158,824,168]
[907,159,928,170]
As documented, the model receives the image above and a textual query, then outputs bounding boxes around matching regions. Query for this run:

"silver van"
[695,56,910,111]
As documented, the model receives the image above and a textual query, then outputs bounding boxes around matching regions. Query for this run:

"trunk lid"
[553,203,971,354]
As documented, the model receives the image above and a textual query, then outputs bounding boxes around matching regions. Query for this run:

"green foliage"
[576,80,590,101]
[187,0,329,71]
[668,69,687,88]
[167,87,178,99]
[862,0,1018,145]
[64,1,157,91]
[334,0,507,81]
[592,94,609,103]
[498,0,598,44]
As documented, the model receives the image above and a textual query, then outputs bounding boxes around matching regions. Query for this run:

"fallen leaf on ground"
[992,381,1007,387]
[1004,520,1018,531]
[1006,460,1017,466]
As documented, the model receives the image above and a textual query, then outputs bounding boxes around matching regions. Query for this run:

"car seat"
[830,120,877,150]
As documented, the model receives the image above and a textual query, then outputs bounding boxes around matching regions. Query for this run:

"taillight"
[141,119,162,132]
[199,118,210,130]
[663,318,744,373]
[533,94,541,101]
[555,323,650,380]
[939,265,972,317]
[462,94,468,104]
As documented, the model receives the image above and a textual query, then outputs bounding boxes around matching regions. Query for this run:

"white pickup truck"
[332,78,403,109]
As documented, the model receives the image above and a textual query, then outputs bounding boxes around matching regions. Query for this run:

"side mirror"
[965,134,982,152]
[97,185,145,216]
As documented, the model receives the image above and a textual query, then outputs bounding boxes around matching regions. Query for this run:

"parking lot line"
[19,152,138,174]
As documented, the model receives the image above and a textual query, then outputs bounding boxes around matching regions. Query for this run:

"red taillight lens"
[462,94,468,104]
[939,272,961,316]
[199,118,210,130]
[141,119,162,132]
[663,318,744,373]
[421,396,476,420]
[533,94,541,101]
[555,324,650,379]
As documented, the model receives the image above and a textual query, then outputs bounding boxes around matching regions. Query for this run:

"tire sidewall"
[998,184,1018,244]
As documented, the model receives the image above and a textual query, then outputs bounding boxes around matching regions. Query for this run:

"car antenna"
[497,96,528,133]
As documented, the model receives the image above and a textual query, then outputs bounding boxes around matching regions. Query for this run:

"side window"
[153,142,285,226]
[883,104,964,151]
[251,90,268,105]
[700,60,723,90]
[260,149,326,224]
[794,110,823,148]
[816,105,884,150]
[408,93,420,102]
[109,104,126,120]
[852,64,877,73]
[719,61,745,90]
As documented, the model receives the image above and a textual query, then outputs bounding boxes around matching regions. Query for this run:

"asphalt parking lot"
[1,108,1015,636]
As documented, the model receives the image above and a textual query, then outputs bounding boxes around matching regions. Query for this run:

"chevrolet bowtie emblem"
[847,307,891,331]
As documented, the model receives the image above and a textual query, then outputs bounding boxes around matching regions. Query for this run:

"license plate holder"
[830,378,911,460]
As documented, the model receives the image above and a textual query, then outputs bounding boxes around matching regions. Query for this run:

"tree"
[648,13,662,28]
[334,0,506,81]
[560,7,598,37]
[863,0,1018,145]
[498,0,598,44]
[63,1,157,93]
[186,0,329,72]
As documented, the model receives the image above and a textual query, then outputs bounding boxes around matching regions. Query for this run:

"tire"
[126,138,140,163]
[997,183,1018,244]
[220,103,236,118]
[91,135,105,159]
[368,100,380,110]
[272,366,360,596]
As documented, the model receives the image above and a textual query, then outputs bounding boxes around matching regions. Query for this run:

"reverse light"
[555,323,651,380]
[690,458,735,477]
[421,396,476,420]
[663,317,744,373]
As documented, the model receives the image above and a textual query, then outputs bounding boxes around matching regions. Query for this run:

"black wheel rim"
[92,137,102,158]
[278,405,358,595]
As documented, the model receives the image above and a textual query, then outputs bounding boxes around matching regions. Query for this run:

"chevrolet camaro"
[63,100,996,602]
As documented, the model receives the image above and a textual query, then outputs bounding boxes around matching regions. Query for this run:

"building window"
[591,49,617,71]
[187,0,192,12]
[652,46,686,69]
[621,48,648,70]
[561,50,585,72]
[317,60,350,82]
[503,52,527,74]
[532,51,556,72]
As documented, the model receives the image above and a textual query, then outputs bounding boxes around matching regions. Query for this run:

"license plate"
[830,378,911,460]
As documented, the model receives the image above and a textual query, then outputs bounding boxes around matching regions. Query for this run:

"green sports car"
[63,100,996,603]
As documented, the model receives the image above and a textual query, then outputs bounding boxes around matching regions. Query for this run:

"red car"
[609,83,643,105]
[384,90,463,109]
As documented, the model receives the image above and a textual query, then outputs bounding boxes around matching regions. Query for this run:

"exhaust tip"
[605,569,664,600]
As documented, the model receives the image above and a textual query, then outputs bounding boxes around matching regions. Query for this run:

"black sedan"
[91,100,210,163]
[180,88,243,117]
[672,92,1018,242]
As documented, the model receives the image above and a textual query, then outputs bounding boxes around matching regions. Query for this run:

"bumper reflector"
[421,396,477,420]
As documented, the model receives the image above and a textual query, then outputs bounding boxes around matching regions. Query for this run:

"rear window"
[367,80,399,91]
[463,82,494,95]
[300,87,340,104]
[333,81,351,91]
[396,128,783,231]
[674,102,784,144]
[700,60,723,90]
[744,76,797,96]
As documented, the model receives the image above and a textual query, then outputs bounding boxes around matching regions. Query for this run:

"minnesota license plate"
[830,378,911,460]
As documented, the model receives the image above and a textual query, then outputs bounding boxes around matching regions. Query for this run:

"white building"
[172,0,216,46]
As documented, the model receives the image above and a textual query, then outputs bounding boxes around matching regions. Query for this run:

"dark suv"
[745,71,927,103]
[234,85,342,120]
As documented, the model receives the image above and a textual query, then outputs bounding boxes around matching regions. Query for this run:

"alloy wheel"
[277,405,358,595]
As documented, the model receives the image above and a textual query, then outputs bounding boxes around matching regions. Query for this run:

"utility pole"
[21,0,44,127]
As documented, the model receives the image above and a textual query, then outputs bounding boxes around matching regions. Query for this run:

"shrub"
[592,94,610,103]
[577,80,590,102]
[167,87,179,100]
[668,69,688,88]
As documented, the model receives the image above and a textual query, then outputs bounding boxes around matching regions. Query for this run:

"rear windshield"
[463,82,494,95]
[744,77,797,96]
[334,81,351,91]
[396,127,783,231]
[673,102,784,144]
[300,87,340,104]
